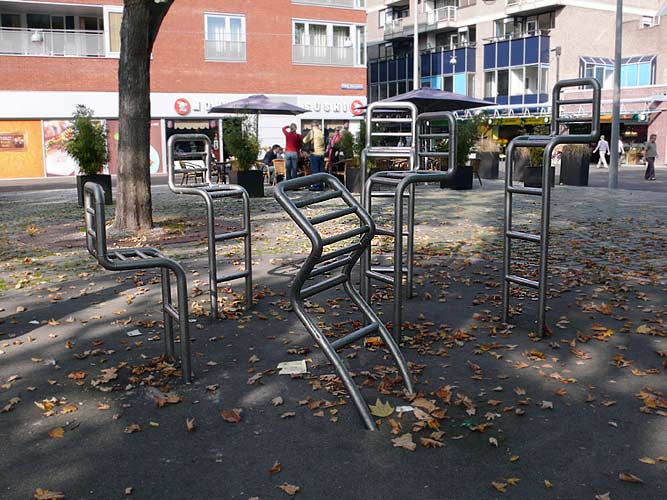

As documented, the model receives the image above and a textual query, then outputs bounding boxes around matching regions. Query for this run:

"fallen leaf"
[124,424,141,434]
[489,437,499,447]
[277,483,300,496]
[61,405,78,414]
[392,433,416,451]
[124,487,133,496]
[544,480,553,489]
[541,401,554,410]
[269,461,282,475]
[639,457,656,465]
[271,396,284,407]
[619,472,642,483]
[506,478,520,486]
[34,489,65,500]
[491,481,507,493]
[186,418,196,432]
[48,427,65,439]
[369,398,394,418]
[420,437,444,448]
[594,493,611,500]
[67,371,86,380]
[221,408,242,423]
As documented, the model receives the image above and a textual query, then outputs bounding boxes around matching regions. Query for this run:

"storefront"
[0,90,366,180]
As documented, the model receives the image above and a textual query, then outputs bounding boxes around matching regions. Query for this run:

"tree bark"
[114,0,172,232]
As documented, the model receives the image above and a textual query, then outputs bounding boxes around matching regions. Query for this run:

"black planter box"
[230,169,264,197]
[76,174,112,207]
[560,153,591,186]
[512,156,530,182]
[345,166,382,193]
[524,166,555,188]
[478,152,499,179]
[440,165,473,190]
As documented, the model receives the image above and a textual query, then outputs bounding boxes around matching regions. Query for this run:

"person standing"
[282,123,302,180]
[618,138,625,166]
[643,133,658,181]
[327,126,343,166]
[303,121,326,191]
[593,134,609,168]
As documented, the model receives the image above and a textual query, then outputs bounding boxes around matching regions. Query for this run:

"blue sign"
[341,83,364,90]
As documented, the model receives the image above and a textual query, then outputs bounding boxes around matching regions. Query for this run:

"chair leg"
[160,268,175,360]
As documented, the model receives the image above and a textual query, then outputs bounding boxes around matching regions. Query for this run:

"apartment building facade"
[366,0,667,158]
[0,0,367,179]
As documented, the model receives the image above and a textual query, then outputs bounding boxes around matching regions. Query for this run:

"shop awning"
[173,121,213,130]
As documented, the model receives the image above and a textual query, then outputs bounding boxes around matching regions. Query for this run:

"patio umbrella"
[209,94,308,136]
[374,87,493,113]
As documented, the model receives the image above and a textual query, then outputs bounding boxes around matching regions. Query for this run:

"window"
[292,20,364,66]
[642,16,659,28]
[205,14,246,61]
[379,9,385,29]
[484,71,496,97]
[580,55,655,89]
[106,10,122,54]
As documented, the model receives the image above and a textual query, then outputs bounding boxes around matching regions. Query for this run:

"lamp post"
[550,46,561,83]
[412,0,419,90]
[609,0,622,190]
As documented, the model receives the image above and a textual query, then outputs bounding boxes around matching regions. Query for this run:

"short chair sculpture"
[274,173,414,430]
[83,183,192,383]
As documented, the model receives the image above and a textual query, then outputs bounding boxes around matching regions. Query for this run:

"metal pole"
[412,0,419,90]
[609,0,622,190]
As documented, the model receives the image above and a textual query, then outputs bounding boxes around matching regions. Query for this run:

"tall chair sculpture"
[83,183,192,382]
[502,78,601,335]
[360,107,458,341]
[167,134,252,318]
[274,173,414,430]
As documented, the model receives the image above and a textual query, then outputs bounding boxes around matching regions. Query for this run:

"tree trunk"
[114,0,172,232]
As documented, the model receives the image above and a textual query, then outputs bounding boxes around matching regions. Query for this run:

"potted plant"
[439,115,480,190]
[476,137,501,179]
[523,145,555,188]
[523,124,555,188]
[66,105,111,207]
[512,147,530,182]
[224,118,263,197]
[560,144,591,186]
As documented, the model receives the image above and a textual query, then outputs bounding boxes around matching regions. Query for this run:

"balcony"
[204,39,246,62]
[505,0,564,14]
[293,44,355,66]
[420,6,457,26]
[0,28,104,57]
[292,0,362,7]
[483,28,551,43]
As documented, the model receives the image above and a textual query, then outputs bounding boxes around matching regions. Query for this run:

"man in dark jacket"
[262,144,282,184]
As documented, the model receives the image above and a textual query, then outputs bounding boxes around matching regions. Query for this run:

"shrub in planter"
[512,147,530,182]
[66,104,111,206]
[524,146,555,188]
[438,116,481,190]
[476,137,501,179]
[560,144,591,186]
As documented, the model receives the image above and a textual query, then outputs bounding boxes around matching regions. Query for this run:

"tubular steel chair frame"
[274,173,414,430]
[83,183,192,383]
[360,107,459,341]
[502,78,601,335]
[167,134,252,318]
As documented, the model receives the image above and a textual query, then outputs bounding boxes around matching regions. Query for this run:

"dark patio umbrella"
[209,94,308,115]
[375,87,493,113]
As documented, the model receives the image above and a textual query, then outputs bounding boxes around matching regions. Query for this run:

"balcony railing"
[204,39,246,61]
[422,6,457,25]
[0,28,105,57]
[293,44,355,66]
[292,0,359,7]
[484,29,550,43]
[384,18,406,36]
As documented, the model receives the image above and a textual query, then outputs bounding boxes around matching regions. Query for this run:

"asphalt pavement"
[1,179,666,500]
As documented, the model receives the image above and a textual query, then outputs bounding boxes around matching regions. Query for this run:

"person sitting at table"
[261,144,282,184]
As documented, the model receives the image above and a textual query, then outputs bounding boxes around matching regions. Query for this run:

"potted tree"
[523,145,555,188]
[66,105,111,207]
[476,137,501,179]
[560,144,591,186]
[512,147,530,182]
[440,116,480,190]
[224,118,263,197]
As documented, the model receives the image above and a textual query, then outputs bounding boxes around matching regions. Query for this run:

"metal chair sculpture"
[167,134,252,318]
[83,183,192,383]
[360,105,458,341]
[502,78,601,335]
[274,173,414,430]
